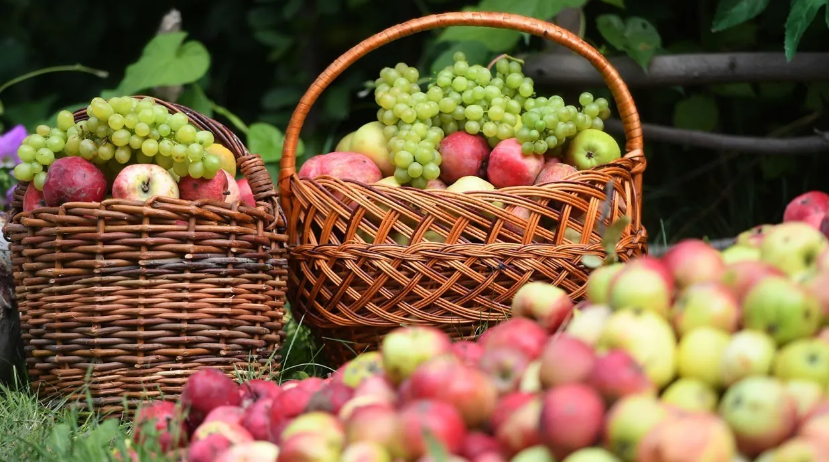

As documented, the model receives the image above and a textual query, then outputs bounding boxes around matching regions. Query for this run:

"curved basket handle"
[279,11,644,218]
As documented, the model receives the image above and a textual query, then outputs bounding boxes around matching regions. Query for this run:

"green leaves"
[596,15,662,70]
[247,122,305,163]
[784,0,829,61]
[113,32,210,96]
[430,41,490,75]
[436,0,586,52]
[601,0,625,8]
[711,0,771,31]
[673,95,719,132]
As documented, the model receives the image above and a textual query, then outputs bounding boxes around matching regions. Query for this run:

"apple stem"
[142,179,151,193]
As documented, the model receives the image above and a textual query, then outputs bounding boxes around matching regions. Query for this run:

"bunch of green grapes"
[516,92,612,155]
[374,63,445,188]
[13,96,222,189]
[427,53,533,147]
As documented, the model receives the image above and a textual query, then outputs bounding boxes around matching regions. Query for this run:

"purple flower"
[0,125,27,168]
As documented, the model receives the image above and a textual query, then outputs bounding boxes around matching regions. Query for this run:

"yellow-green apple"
[720,330,777,386]
[660,378,718,413]
[511,446,556,462]
[626,256,675,292]
[772,436,829,462]
[561,448,621,462]
[672,282,740,335]
[487,138,544,188]
[132,401,186,451]
[42,156,108,206]
[662,239,727,289]
[340,442,392,462]
[773,339,829,386]
[408,355,498,428]
[181,369,241,431]
[344,403,399,448]
[743,276,822,345]
[784,380,824,423]
[205,143,237,177]
[539,384,606,458]
[393,400,467,460]
[112,163,179,202]
[534,158,578,185]
[188,434,232,462]
[718,376,798,456]
[819,248,829,272]
[336,132,354,152]
[280,412,345,447]
[23,185,47,212]
[348,122,394,176]
[298,152,383,184]
[736,224,775,248]
[277,432,341,462]
[603,394,669,462]
[783,191,829,236]
[721,261,785,303]
[565,304,613,346]
[677,327,731,388]
[216,441,280,462]
[478,346,530,394]
[380,326,453,384]
[511,281,575,333]
[588,350,655,403]
[191,420,254,445]
[606,265,672,318]
[519,359,543,393]
[538,334,596,388]
[638,412,736,462]
[585,263,624,305]
[494,394,542,456]
[803,271,829,323]
[596,308,677,388]
[760,222,828,280]
[438,131,491,184]
[721,245,761,264]
[426,178,447,190]
[480,318,548,360]
[564,129,621,170]
[341,351,385,388]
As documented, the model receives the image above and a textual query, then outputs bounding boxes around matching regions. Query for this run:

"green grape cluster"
[13,96,222,189]
[374,63,445,188]
[516,92,612,155]
[428,53,532,147]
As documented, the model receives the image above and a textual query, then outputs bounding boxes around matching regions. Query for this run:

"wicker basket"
[278,12,648,365]
[3,97,288,413]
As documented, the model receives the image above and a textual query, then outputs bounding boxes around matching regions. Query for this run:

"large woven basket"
[279,12,648,365]
[3,97,288,413]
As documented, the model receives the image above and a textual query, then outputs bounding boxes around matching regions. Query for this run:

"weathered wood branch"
[524,52,829,87]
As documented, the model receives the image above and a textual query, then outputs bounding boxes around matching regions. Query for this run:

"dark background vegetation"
[1,0,828,244]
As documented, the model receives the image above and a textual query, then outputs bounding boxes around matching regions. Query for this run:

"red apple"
[298,151,383,185]
[236,177,256,207]
[344,403,399,448]
[804,271,829,321]
[534,158,578,185]
[452,341,485,366]
[23,185,47,212]
[179,170,230,202]
[538,334,596,389]
[494,395,542,456]
[269,386,315,441]
[42,157,107,206]
[222,170,241,204]
[191,420,254,445]
[352,375,397,404]
[487,138,545,188]
[203,405,245,426]
[426,178,448,190]
[395,400,467,459]
[381,326,454,384]
[215,441,280,462]
[240,398,273,442]
[181,369,241,431]
[480,318,548,360]
[539,384,606,458]
[238,379,281,407]
[132,400,186,451]
[662,239,726,289]
[188,434,232,462]
[490,392,537,431]
[438,131,491,184]
[588,350,656,403]
[305,381,354,415]
[112,163,179,201]
[338,395,395,422]
[784,191,829,237]
[478,346,530,394]
[278,432,341,462]
[510,282,575,333]
[639,412,737,462]
[461,432,503,460]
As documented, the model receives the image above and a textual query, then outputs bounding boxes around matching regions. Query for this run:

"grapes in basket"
[125,207,829,461]
[14,96,257,211]
[298,52,620,193]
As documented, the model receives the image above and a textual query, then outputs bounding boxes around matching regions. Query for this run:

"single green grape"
[36,125,51,137]
[36,148,55,165]
[379,93,396,110]
[488,106,505,122]
[142,139,159,156]
[394,167,411,184]
[129,135,145,150]
[188,161,205,179]
[138,109,155,125]
[79,139,97,158]
[135,100,153,113]
[98,143,115,161]
[566,121,578,136]
[461,90,475,106]
[33,171,47,191]
[574,113,589,131]
[203,154,221,173]
[66,126,79,138]
[135,123,150,137]
[502,113,517,127]
[153,105,169,124]
[591,117,605,130]
[87,117,101,132]
[176,125,197,144]
[114,146,132,164]
[401,109,417,124]
[496,123,513,140]
[13,163,34,181]
[521,142,534,155]
[578,92,594,107]
[421,162,440,180]
[92,100,114,121]
[444,120,459,134]
[453,60,469,76]
[482,121,498,138]
[438,98,456,114]
[29,161,43,174]
[598,107,611,121]
[465,120,481,135]
[453,51,466,62]
[533,140,547,154]
[156,154,174,170]
[171,144,188,162]
[410,177,427,189]
[65,136,81,155]
[108,113,125,130]
[45,136,64,153]
[17,145,36,162]
[135,152,154,165]
[149,129,161,141]
[495,59,509,75]
[169,113,189,131]
[114,97,133,115]
[508,61,522,74]
[584,103,600,118]
[394,150,414,168]
[57,110,75,131]
[464,105,484,121]
[187,143,204,161]
[124,113,139,129]
[518,82,533,98]
[112,129,131,147]
[545,136,558,149]
[451,106,465,121]
[505,73,523,89]
[595,97,609,110]
[158,139,174,156]
[95,125,109,139]
[173,158,190,177]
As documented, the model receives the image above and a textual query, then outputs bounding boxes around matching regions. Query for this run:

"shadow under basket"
[3,97,289,414]
[278,12,649,366]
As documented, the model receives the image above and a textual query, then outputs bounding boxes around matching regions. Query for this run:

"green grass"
[0,310,328,462]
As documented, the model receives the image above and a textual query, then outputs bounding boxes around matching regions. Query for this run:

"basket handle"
[279,11,644,217]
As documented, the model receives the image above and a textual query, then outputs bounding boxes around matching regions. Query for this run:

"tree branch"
[524,52,829,87]
[604,119,829,155]
[153,9,184,102]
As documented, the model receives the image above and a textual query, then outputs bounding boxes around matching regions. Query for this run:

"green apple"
[564,129,622,170]
[349,122,394,176]
[607,266,672,318]
[760,222,828,281]
[773,338,829,386]
[604,394,669,462]
[672,281,740,335]
[562,447,621,462]
[446,176,502,218]
[736,224,775,248]
[375,176,402,187]
[743,276,822,345]
[721,245,761,264]
[597,308,677,388]
[718,376,798,457]
[677,327,731,388]
[336,131,355,152]
[585,263,624,304]
[721,330,777,386]
[660,377,718,412]
[784,380,824,422]
[511,445,556,462]
[565,304,613,347]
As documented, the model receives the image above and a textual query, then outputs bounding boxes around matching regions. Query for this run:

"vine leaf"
[784,0,828,61]
[582,255,604,269]
[602,216,631,263]
[113,32,210,96]
[247,123,286,163]
[673,95,720,132]
[711,0,771,32]
[423,429,449,462]
[596,15,662,70]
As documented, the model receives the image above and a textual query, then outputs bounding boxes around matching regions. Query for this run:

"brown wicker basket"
[279,12,648,365]
[3,97,288,414]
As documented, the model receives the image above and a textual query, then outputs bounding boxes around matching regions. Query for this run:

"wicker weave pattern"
[3,98,288,412]
[278,12,648,364]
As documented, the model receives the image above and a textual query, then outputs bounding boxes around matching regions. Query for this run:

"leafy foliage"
[596,14,662,70]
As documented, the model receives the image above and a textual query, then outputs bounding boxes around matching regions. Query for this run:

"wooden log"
[0,212,25,388]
